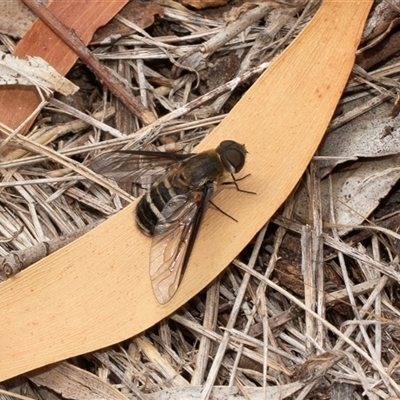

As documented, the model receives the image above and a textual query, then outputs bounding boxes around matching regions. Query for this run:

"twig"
[21,0,156,126]
[0,222,102,281]
[200,5,273,58]
[48,99,123,138]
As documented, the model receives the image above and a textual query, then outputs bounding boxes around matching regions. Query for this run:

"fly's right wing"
[149,188,211,304]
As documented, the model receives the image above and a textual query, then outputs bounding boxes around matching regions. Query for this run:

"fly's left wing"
[149,189,211,304]
[90,150,191,185]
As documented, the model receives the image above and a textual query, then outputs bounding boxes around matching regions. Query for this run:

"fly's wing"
[150,191,209,304]
[90,150,191,185]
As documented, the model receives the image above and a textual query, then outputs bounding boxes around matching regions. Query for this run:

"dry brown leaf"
[0,0,50,38]
[295,351,345,381]
[92,0,164,44]
[295,156,400,235]
[320,100,400,176]
[199,54,241,93]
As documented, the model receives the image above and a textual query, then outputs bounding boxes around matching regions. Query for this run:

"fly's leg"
[211,174,255,221]
[223,173,256,195]
[209,201,238,222]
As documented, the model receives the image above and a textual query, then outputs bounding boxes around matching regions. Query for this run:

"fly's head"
[216,140,247,174]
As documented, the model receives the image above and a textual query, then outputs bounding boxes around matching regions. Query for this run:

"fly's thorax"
[171,150,227,191]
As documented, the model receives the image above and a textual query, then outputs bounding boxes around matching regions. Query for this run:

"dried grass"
[1,1,400,399]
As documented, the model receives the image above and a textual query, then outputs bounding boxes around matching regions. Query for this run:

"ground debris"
[1,2,400,400]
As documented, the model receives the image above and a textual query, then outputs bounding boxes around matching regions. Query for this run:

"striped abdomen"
[136,173,186,235]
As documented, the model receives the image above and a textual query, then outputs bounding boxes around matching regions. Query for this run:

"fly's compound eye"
[217,140,247,173]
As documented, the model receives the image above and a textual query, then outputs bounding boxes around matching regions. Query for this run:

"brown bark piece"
[0,0,129,133]
[0,0,373,381]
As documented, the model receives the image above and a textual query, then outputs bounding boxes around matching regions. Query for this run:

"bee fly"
[90,140,251,304]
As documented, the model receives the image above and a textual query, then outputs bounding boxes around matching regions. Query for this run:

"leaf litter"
[1,1,400,399]
[0,51,78,95]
